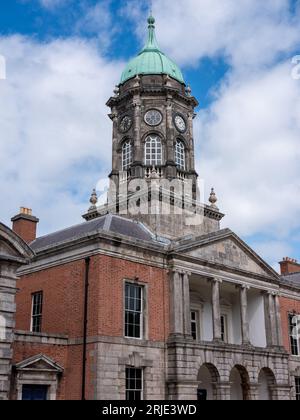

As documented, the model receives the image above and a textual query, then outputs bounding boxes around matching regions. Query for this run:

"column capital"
[236,284,250,290]
[172,269,192,277]
[183,271,192,278]
[261,290,278,297]
[212,277,223,284]
[171,268,182,275]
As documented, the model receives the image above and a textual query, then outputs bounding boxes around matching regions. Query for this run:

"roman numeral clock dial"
[119,116,132,133]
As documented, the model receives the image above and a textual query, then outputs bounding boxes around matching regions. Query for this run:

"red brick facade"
[279,297,300,353]
[13,254,169,400]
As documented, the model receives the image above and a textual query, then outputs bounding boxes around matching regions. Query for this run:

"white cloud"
[0,35,123,234]
[197,62,300,239]
[75,1,118,50]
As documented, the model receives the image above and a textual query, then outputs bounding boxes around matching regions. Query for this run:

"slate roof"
[30,214,159,251]
[280,272,300,289]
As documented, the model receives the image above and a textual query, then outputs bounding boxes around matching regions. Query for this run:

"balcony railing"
[145,166,164,179]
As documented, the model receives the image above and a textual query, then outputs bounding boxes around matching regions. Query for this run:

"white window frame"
[124,283,144,340]
[190,309,201,341]
[30,291,43,333]
[289,314,300,356]
[220,305,233,344]
[122,140,133,170]
[144,135,163,166]
[175,139,185,170]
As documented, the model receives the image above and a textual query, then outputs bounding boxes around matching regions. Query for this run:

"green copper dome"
[120,16,185,85]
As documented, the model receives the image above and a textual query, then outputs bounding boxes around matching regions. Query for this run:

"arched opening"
[230,365,251,400]
[258,368,276,400]
[197,363,220,400]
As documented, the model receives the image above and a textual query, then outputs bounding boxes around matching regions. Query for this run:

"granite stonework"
[0,223,33,400]
[167,339,291,400]
[15,218,295,400]
[92,338,166,401]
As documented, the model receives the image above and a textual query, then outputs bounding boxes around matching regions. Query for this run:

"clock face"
[119,116,132,133]
[174,115,187,133]
[144,109,162,126]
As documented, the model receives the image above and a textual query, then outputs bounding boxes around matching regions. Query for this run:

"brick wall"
[279,296,300,353]
[12,341,68,400]
[16,255,169,341]
[14,253,169,399]
[16,260,86,337]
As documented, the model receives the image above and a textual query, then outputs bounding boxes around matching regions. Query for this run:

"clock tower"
[83,15,224,239]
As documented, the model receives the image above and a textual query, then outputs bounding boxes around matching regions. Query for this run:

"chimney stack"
[11,207,39,244]
[279,257,300,276]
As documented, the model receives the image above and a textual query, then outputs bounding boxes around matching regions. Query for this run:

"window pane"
[125,284,143,339]
[144,136,162,166]
[289,315,299,356]
[126,368,143,401]
[175,140,185,170]
[122,141,132,170]
[191,311,198,341]
[221,315,227,343]
[295,377,300,401]
[31,292,43,333]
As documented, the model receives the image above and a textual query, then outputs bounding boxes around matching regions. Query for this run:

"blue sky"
[0,0,230,108]
[0,0,300,270]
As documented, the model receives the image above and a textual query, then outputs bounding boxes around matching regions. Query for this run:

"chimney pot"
[20,207,33,216]
[279,256,300,275]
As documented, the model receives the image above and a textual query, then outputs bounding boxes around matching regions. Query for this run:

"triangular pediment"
[16,354,63,373]
[174,229,278,279]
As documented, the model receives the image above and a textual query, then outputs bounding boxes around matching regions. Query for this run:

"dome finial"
[148,0,154,25]
[144,10,159,51]
[147,15,155,26]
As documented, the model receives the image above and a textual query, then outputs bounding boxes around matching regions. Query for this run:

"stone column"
[269,293,278,347]
[169,271,192,338]
[249,383,259,400]
[211,278,222,341]
[188,113,195,172]
[217,383,231,400]
[133,95,142,163]
[274,294,283,347]
[183,272,191,337]
[264,292,277,347]
[165,96,177,179]
[170,271,184,336]
[111,110,119,171]
[239,285,250,345]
